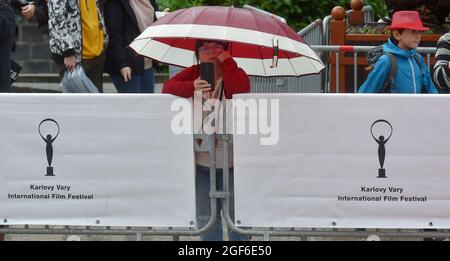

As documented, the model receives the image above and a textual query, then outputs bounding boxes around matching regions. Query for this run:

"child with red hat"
[359,11,438,93]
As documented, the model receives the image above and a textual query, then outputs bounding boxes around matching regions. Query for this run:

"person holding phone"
[163,40,249,99]
[163,39,250,241]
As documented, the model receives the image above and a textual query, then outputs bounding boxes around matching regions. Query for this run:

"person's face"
[198,42,224,63]
[394,29,421,50]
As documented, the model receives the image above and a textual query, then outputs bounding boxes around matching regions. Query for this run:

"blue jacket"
[359,39,438,94]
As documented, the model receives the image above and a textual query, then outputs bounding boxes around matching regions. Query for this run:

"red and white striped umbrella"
[129,6,324,77]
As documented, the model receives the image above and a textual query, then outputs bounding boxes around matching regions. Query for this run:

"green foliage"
[156,0,388,31]
[347,25,388,34]
[364,0,388,20]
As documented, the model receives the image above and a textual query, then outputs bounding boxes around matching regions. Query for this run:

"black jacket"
[0,0,15,91]
[104,0,158,76]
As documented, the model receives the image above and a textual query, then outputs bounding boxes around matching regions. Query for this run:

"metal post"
[336,51,340,93]
[354,52,358,93]
[221,97,233,241]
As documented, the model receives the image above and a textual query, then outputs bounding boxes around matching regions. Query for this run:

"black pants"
[0,36,13,92]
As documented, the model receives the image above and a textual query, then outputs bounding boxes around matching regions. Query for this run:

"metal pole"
[336,51,340,93]
[354,52,358,93]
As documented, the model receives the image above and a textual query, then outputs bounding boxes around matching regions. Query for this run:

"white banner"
[0,94,195,227]
[234,93,450,229]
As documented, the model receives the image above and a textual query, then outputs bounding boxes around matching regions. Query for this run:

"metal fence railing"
[311,45,437,93]
[173,45,437,95]
[299,19,324,45]
[249,5,377,95]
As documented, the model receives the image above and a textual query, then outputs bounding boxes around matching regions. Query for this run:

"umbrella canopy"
[129,6,324,77]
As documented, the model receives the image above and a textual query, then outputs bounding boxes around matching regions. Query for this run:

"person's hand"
[21,4,35,20]
[217,50,232,63]
[120,67,132,82]
[448,61,450,69]
[64,55,77,71]
[194,78,211,92]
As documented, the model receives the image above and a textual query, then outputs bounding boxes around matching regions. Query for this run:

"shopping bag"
[60,70,79,93]
[72,65,99,93]
[59,65,99,93]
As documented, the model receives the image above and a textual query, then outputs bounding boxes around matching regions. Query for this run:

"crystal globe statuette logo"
[370,120,393,178]
[38,119,60,177]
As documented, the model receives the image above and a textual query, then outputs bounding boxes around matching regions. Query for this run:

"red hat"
[387,11,429,31]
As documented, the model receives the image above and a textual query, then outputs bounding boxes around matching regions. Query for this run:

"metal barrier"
[2,104,449,241]
[299,19,324,45]
[217,94,450,241]
[0,133,223,241]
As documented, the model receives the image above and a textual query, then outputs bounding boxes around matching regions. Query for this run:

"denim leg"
[227,168,249,241]
[140,68,155,93]
[196,165,223,241]
[111,74,141,93]
[195,166,248,241]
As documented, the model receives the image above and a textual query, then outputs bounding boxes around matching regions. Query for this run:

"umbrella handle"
[271,38,279,68]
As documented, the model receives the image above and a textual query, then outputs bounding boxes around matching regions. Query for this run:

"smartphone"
[200,62,215,91]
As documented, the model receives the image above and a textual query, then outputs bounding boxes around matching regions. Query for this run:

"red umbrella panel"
[129,6,324,77]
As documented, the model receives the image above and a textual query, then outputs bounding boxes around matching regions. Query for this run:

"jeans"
[111,68,154,93]
[196,165,248,241]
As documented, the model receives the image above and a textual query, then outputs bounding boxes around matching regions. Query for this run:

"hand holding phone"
[200,62,215,91]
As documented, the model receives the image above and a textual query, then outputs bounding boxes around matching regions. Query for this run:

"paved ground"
[12,82,164,93]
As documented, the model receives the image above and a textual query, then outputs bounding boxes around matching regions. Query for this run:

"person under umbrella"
[136,5,323,241]
[130,6,324,77]
[163,39,250,241]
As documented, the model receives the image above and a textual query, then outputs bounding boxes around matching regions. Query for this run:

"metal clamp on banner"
[271,38,279,68]
[209,191,230,199]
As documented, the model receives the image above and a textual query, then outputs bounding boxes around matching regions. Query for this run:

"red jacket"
[162,58,251,99]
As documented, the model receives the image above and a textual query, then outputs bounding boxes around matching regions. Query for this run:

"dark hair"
[10,0,30,12]
[390,29,404,46]
[194,39,229,64]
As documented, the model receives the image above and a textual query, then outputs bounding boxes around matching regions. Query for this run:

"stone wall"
[10,17,169,82]
[12,18,58,74]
